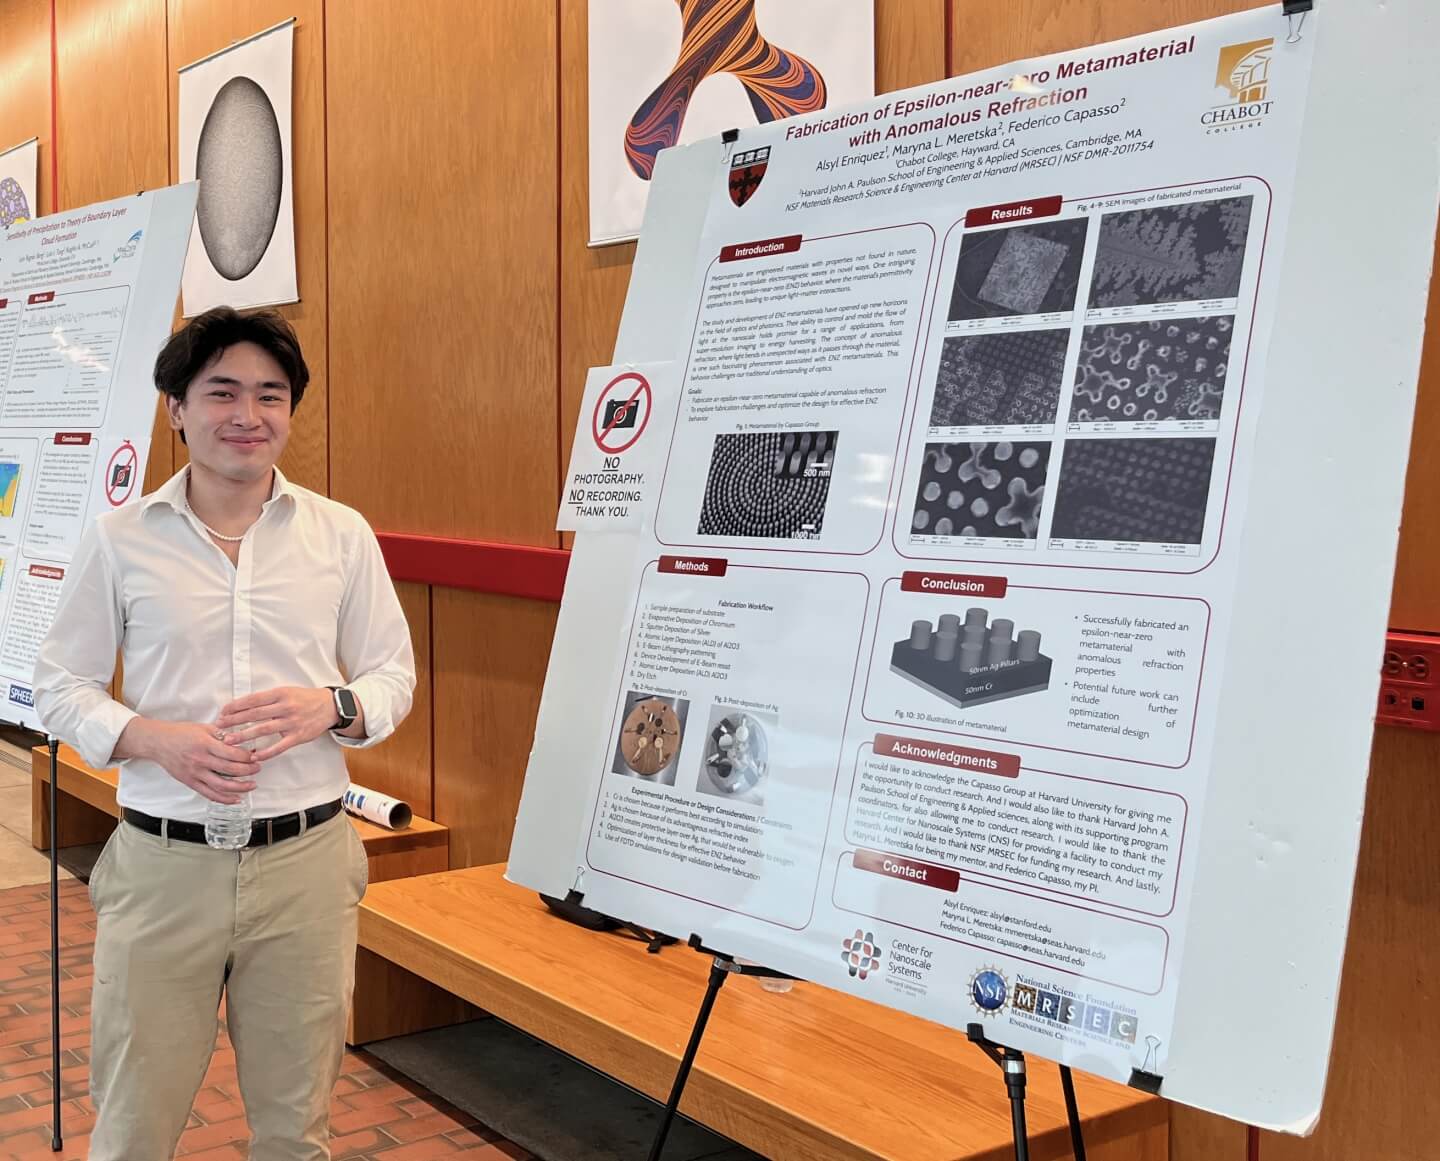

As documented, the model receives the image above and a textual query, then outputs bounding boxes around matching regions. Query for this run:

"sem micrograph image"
[948,219,1090,321]
[1051,437,1217,545]
[1089,197,1254,307]
[698,430,837,540]
[930,329,1069,429]
[1070,317,1232,424]
[910,441,1050,541]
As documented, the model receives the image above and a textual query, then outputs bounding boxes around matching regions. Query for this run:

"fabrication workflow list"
[556,10,1313,1087]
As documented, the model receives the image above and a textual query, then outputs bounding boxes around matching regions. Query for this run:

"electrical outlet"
[1376,631,1440,730]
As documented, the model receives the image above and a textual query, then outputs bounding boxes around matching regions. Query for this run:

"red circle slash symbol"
[591,372,653,455]
[105,441,138,507]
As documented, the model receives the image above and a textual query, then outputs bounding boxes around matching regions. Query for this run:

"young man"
[34,307,416,1161]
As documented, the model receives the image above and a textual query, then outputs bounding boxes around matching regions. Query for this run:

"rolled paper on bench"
[343,783,413,830]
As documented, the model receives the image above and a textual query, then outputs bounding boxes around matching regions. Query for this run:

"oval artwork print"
[195,76,283,280]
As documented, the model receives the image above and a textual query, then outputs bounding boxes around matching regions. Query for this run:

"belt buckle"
[265,818,275,846]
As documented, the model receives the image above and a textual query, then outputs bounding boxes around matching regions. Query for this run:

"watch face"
[336,688,358,719]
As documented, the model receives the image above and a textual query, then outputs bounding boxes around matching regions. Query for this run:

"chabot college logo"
[1203,39,1275,132]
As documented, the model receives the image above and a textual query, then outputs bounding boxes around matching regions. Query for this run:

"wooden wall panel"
[558,0,635,534]
[950,0,1268,74]
[876,0,947,89]
[55,0,173,493]
[326,0,559,546]
[432,590,557,869]
[1257,727,1440,1161]
[1168,1108,1245,1161]
[1389,248,1440,632]
[0,0,54,219]
[165,0,329,495]
[343,581,434,817]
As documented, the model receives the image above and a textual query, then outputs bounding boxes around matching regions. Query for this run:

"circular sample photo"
[702,712,769,799]
[618,697,683,776]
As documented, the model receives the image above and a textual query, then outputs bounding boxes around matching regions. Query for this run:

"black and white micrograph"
[698,706,775,806]
[1070,317,1232,425]
[195,77,284,281]
[1050,437,1217,546]
[698,431,837,540]
[1089,197,1254,308]
[929,329,1069,429]
[948,219,1090,321]
[910,442,1050,541]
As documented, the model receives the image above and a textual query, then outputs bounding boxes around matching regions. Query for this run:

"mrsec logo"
[969,967,1009,1015]
[1202,38,1274,133]
[8,684,33,709]
[1012,982,1138,1045]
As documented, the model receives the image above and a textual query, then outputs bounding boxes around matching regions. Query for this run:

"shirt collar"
[140,465,297,516]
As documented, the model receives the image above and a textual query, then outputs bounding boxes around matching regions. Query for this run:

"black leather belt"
[121,798,344,848]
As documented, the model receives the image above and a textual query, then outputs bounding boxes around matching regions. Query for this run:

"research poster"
[0,186,197,728]
[519,11,1325,1099]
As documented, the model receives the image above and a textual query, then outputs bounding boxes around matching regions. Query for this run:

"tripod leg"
[1004,1049,1029,1161]
[1059,1064,1085,1161]
[646,957,729,1161]
[48,737,62,1152]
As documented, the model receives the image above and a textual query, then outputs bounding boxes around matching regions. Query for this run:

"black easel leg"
[1059,1064,1085,1161]
[646,957,730,1161]
[1006,1049,1029,1161]
[48,737,62,1152]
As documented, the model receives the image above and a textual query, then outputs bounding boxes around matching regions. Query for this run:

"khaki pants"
[87,810,369,1161]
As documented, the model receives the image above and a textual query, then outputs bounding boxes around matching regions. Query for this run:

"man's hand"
[114,718,261,804]
[215,687,343,762]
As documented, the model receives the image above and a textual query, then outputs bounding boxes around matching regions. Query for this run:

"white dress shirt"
[33,467,416,822]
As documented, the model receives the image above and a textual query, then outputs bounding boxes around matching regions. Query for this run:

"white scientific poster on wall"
[0,184,198,728]
[0,138,39,229]
[513,2,1440,1129]
[589,0,874,245]
[178,19,297,317]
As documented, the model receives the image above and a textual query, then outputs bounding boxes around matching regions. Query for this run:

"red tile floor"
[0,881,533,1160]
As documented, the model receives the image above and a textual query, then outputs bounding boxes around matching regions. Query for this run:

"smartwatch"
[328,686,359,731]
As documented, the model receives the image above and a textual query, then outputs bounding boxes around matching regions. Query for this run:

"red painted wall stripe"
[377,533,570,602]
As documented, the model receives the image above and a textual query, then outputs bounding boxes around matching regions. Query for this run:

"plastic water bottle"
[205,793,252,850]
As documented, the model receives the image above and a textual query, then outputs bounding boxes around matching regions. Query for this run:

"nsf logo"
[969,967,1008,1014]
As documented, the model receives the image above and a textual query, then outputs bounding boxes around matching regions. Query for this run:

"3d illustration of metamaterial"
[890,608,1052,710]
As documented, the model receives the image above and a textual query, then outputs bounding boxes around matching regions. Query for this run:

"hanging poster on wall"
[0,138,39,230]
[178,19,297,317]
[587,0,874,246]
[514,2,1440,1131]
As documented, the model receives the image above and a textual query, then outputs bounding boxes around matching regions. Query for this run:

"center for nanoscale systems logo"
[841,929,882,980]
[1202,38,1275,133]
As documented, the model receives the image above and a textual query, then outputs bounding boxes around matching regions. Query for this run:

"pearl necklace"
[184,499,251,543]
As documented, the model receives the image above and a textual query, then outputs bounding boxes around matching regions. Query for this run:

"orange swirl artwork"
[625,0,829,180]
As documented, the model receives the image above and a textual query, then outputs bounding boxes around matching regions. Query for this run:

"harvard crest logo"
[729,146,770,207]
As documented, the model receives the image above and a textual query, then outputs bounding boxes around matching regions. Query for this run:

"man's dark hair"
[154,306,310,420]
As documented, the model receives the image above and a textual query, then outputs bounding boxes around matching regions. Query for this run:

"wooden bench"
[30,745,450,886]
[31,744,456,1045]
[355,863,1168,1161]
